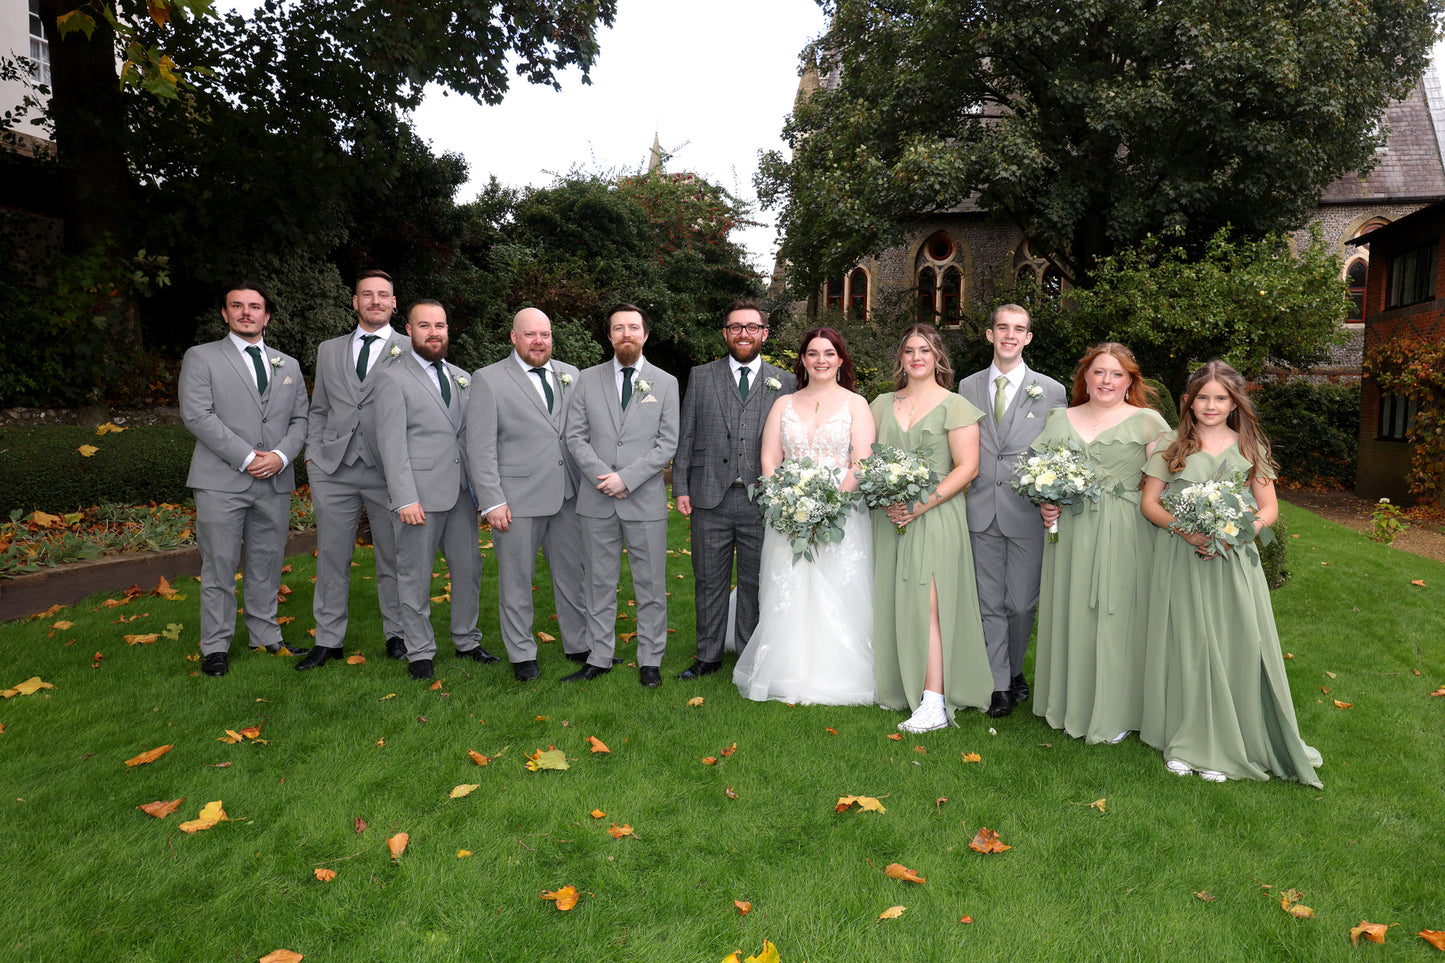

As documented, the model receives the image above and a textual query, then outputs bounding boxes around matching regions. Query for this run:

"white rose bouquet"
[1010,441,1104,542]
[853,443,939,534]
[749,457,854,564]
[1161,470,1269,560]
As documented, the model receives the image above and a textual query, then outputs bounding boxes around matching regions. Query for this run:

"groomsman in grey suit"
[673,299,796,678]
[562,303,680,688]
[295,269,406,670]
[960,304,1068,717]
[373,300,495,680]
[466,307,589,682]
[180,282,311,678]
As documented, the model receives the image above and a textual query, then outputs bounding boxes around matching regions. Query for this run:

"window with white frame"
[29,0,51,87]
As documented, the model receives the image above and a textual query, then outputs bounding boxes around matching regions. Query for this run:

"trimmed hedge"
[1252,379,1359,489]
[1260,515,1289,590]
[0,426,312,515]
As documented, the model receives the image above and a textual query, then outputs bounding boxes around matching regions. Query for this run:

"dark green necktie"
[530,367,554,413]
[738,365,750,402]
[621,366,635,410]
[433,361,451,406]
[246,345,268,394]
[357,334,379,381]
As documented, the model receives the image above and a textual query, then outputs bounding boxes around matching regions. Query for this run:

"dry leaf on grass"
[885,863,925,884]
[124,633,160,645]
[540,885,580,911]
[587,736,610,754]
[961,751,981,763]
[449,784,479,799]
[388,832,409,859]
[878,906,906,921]
[968,827,1011,854]
[456,850,472,858]
[735,900,751,916]
[1090,798,1106,813]
[354,818,367,833]
[1195,891,1215,902]
[1279,889,1314,918]
[259,951,303,963]
[701,757,718,766]
[1333,700,1353,709]
[724,787,738,799]
[178,800,229,834]
[835,795,887,814]
[886,733,902,741]
[686,696,704,707]
[722,939,779,963]
[524,747,569,771]
[721,742,738,757]
[346,654,366,665]
[590,808,606,819]
[137,798,184,818]
[1420,930,1445,950]
[606,824,635,839]
[124,744,173,767]
[1350,921,1390,945]
[2,676,56,699]
[314,868,336,882]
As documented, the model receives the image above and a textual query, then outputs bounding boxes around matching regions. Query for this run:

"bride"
[734,327,877,705]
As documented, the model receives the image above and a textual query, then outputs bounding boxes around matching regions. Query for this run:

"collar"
[613,355,646,375]
[729,356,761,378]
[513,352,553,374]
[989,362,1027,389]
[356,326,393,344]
[412,349,446,371]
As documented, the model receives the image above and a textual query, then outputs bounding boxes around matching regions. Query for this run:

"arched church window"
[917,267,937,321]
[1346,258,1368,321]
[940,267,963,323]
[925,233,955,263]
[824,276,844,313]
[848,267,869,319]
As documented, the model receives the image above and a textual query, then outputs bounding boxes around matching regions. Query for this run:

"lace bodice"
[781,397,853,472]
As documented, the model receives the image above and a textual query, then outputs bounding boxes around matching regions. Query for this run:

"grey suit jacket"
[306,329,398,474]
[373,356,472,514]
[673,358,795,509]
[961,364,1068,537]
[179,337,309,494]
[564,359,679,522]
[466,355,582,517]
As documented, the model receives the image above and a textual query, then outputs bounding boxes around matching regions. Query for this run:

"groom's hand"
[675,495,692,516]
[596,472,628,498]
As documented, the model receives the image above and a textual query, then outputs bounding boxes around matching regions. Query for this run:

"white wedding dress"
[734,398,875,705]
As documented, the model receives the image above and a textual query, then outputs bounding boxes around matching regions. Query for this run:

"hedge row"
[1252,379,1360,489]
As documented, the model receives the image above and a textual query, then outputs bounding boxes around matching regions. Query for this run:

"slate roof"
[1320,68,1445,203]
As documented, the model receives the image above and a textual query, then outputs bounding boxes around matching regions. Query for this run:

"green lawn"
[1,504,1442,962]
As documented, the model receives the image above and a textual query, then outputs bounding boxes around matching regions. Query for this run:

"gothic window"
[940,266,963,323]
[824,276,845,312]
[917,267,937,321]
[925,233,955,262]
[848,267,869,319]
[1041,266,1063,298]
[1346,259,1368,321]
[29,0,51,86]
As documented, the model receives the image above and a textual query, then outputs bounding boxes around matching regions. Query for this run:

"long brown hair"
[794,327,857,391]
[890,323,955,390]
[1069,342,1158,409]
[1164,360,1277,480]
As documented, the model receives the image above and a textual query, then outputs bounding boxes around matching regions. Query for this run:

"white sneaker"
[898,703,948,733]
[1165,759,1193,776]
[1197,769,1227,783]
[1107,730,1134,744]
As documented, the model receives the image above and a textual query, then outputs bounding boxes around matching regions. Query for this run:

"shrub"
[1260,515,1289,590]
[1251,379,1359,489]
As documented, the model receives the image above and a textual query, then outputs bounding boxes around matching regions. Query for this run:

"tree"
[757,0,1443,291]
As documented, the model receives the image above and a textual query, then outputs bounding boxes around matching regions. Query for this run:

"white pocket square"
[283,376,294,385]
[1026,412,1035,418]
[640,394,658,403]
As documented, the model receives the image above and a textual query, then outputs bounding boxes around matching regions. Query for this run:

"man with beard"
[373,300,495,680]
[563,303,679,687]
[296,269,406,671]
[672,299,796,678]
[466,307,590,681]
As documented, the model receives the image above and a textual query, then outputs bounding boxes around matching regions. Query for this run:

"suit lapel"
[606,362,625,433]
[225,341,266,414]
[443,362,464,431]
[998,365,1035,441]
[507,358,555,422]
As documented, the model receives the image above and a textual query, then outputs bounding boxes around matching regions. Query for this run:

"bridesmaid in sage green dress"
[870,324,993,732]
[1032,343,1168,744]
[1140,361,1321,786]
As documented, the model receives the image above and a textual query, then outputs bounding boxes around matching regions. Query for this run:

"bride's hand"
[886,501,921,526]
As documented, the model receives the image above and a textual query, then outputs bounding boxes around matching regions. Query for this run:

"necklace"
[893,393,918,418]
[806,385,840,413]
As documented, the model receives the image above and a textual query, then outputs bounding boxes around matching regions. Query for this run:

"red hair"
[1069,342,1158,409]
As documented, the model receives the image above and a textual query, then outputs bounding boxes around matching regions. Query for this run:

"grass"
[0,504,1442,962]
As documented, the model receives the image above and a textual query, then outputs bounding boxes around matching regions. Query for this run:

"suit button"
[722,458,728,464]
[617,441,623,446]
[557,459,564,465]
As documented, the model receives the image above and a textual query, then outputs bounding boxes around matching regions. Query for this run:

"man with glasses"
[673,299,796,679]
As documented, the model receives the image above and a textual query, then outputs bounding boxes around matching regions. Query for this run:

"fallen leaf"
[161,623,182,641]
[701,757,718,766]
[525,747,569,771]
[2,676,57,698]
[1090,798,1106,813]
[314,868,336,882]
[430,680,444,691]
[912,745,927,753]
[587,736,610,754]
[124,633,161,645]
[468,749,490,766]
[456,849,472,858]
[961,752,981,763]
[137,798,184,818]
[735,900,752,916]
[354,818,367,833]
[28,510,61,528]
[935,797,948,809]
[259,952,304,963]
[826,726,838,735]
[968,827,1011,854]
[1431,688,1445,697]
[78,444,99,457]
[607,823,635,839]
[721,742,737,757]
[1411,579,1426,587]
[346,654,366,665]
[540,885,580,911]
[960,915,974,924]
[724,787,738,799]
[1321,686,1332,694]
[51,620,73,630]
[124,744,173,767]
[1333,700,1353,709]
[387,833,409,859]
[878,906,906,921]
[376,738,385,746]
[536,631,556,643]
[1279,890,1315,918]
[534,715,548,722]
[686,696,704,707]
[178,800,228,833]
[219,730,244,744]
[449,784,479,799]
[379,693,396,701]
[95,421,127,435]
[885,862,926,884]
[1195,891,1215,902]
[1421,930,1445,950]
[729,939,779,963]
[1325,670,1337,679]
[887,733,903,741]
[589,808,606,819]
[835,795,887,814]
[1350,921,1389,945]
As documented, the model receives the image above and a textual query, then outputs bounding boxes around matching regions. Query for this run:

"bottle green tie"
[621,366,635,410]
[738,365,750,402]
[247,345,268,394]
[357,334,379,381]
[994,375,1008,424]
[434,361,451,406]
[530,367,554,413]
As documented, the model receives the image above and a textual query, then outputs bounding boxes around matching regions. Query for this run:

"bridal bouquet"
[1009,441,1104,542]
[853,443,940,534]
[1161,470,1268,560]
[750,457,854,564]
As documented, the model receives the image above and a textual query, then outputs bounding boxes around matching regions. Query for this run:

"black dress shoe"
[639,666,662,688]
[201,652,229,677]
[985,690,1015,718]
[559,664,611,682]
[456,646,500,664]
[675,659,722,680]
[385,636,407,660]
[1009,673,1030,702]
[295,646,343,671]
[565,652,621,665]
[408,658,434,680]
[512,660,540,682]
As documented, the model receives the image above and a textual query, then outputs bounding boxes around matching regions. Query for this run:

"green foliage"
[1363,335,1445,503]
[1370,498,1409,544]
[759,0,1441,290]
[0,425,195,514]
[1143,379,1179,429]
[1252,379,1360,489]
[1259,513,1289,589]
[188,250,352,365]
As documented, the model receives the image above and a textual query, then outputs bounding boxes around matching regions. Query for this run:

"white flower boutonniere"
[389,344,402,358]
[1025,380,1044,400]
[270,356,284,370]
[455,375,469,390]
[559,373,573,387]
[765,376,782,391]
[636,379,653,395]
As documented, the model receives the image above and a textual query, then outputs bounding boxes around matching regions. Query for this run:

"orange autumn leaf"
[388,832,409,859]
[314,868,336,883]
[354,818,367,833]
[259,952,304,963]
[1279,889,1315,918]
[124,634,160,645]
[968,827,1011,854]
[701,756,718,765]
[1431,688,1445,698]
[887,733,903,741]
[540,885,580,911]
[590,809,606,819]
[1420,930,1445,950]
[835,795,887,814]
[137,798,184,818]
[725,939,779,963]
[51,620,73,630]
[78,444,99,457]
[960,915,975,924]
[607,823,635,839]
[826,727,838,735]
[1351,921,1390,945]
[456,849,472,858]
[725,787,738,799]
[1411,579,1426,587]
[720,742,737,757]
[960,751,983,763]
[468,749,490,766]
[686,696,705,707]
[178,800,228,833]
[885,863,926,884]
[587,736,610,754]
[878,906,906,921]
[124,744,173,767]
[1333,700,1353,709]
[2,676,56,698]
[430,680,443,691]
[239,726,262,739]
[912,745,927,753]
[536,631,556,643]
[735,900,752,916]
[346,654,366,665]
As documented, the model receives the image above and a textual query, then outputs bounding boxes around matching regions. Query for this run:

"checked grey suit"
[179,335,309,657]
[306,328,403,650]
[466,354,588,664]
[564,358,679,669]
[373,354,484,663]
[673,358,795,662]
[960,363,1068,690]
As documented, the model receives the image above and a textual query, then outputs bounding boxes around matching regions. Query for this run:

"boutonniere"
[764,376,782,391]
[636,379,653,395]
[1025,380,1043,400]
[389,344,402,359]
[455,375,469,390]
[559,373,573,387]
[270,356,284,370]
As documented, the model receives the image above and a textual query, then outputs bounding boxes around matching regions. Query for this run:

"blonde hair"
[1165,360,1277,481]
[890,323,955,390]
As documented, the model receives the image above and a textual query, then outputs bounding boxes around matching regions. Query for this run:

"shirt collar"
[356,326,392,344]
[729,356,761,377]
[514,352,552,374]
[228,332,266,355]
[989,362,1027,389]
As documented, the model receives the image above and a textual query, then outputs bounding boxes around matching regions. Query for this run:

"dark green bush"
[1260,514,1289,590]
[0,426,312,515]
[1251,379,1360,489]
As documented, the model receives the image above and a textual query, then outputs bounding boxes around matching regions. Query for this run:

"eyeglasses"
[724,323,766,335]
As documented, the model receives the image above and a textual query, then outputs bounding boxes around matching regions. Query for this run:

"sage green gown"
[1032,406,1168,743]
[870,393,993,717]
[1140,440,1323,786]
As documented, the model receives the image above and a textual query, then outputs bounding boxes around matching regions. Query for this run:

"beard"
[413,337,448,362]
[727,341,762,364]
[613,341,642,366]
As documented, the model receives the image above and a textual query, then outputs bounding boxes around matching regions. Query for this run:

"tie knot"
[995,375,1008,389]
[530,367,547,376]
[362,334,379,345]
[247,345,261,357]
[622,366,635,377]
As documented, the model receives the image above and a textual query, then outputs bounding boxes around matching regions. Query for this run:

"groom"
[673,299,795,678]
[960,304,1068,717]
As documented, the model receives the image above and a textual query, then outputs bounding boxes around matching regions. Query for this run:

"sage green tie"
[530,367,554,413]
[738,365,750,402]
[357,335,379,381]
[621,366,635,410]
[247,345,268,394]
[434,361,451,406]
[994,375,1008,424]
